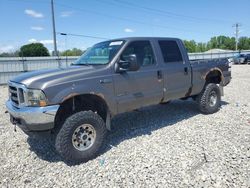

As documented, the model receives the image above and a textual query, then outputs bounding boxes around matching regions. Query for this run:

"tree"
[207,36,236,50]
[19,43,50,57]
[196,42,208,52]
[60,48,84,56]
[183,36,248,52]
[183,40,197,53]
[224,37,235,50]
[238,37,250,50]
[0,51,19,57]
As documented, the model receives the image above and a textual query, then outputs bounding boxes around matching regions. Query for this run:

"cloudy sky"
[0,0,249,53]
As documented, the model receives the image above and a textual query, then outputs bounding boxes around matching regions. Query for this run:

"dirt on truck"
[6,37,231,163]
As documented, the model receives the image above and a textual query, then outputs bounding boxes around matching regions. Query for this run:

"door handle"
[157,70,163,79]
[184,67,188,75]
[100,78,112,84]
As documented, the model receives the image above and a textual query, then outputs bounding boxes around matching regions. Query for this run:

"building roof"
[205,49,234,53]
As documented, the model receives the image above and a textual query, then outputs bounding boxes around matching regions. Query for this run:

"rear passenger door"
[158,40,192,100]
[113,40,164,113]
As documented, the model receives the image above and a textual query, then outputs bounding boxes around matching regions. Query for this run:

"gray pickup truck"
[6,37,231,162]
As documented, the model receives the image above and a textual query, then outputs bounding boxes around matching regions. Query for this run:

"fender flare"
[203,68,225,85]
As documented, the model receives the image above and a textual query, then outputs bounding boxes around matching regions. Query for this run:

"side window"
[158,40,183,63]
[121,41,155,66]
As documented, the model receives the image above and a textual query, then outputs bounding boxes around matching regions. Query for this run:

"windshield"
[73,40,124,65]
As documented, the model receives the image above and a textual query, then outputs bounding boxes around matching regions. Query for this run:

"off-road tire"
[55,111,107,163]
[196,83,221,114]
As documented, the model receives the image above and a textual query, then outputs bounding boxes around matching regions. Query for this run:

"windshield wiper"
[72,63,105,66]
[71,60,91,66]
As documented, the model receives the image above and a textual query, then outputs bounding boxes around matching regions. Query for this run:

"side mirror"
[116,54,140,73]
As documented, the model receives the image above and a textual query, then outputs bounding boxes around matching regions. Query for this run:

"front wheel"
[196,83,221,114]
[55,111,107,163]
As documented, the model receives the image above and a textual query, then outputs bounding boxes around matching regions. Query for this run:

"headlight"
[26,89,48,107]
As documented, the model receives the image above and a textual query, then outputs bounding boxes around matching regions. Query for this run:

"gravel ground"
[0,65,250,188]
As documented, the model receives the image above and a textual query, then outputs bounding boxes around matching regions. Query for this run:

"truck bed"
[189,58,231,96]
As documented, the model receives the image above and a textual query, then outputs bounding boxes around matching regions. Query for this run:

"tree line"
[0,43,85,57]
[1,35,250,57]
[184,36,250,53]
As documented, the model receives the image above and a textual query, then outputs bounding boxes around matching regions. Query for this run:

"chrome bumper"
[6,100,59,132]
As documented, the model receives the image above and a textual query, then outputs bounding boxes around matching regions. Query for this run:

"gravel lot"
[0,65,250,187]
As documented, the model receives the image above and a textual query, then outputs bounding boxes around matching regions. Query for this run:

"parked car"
[230,54,248,64]
[6,37,231,163]
[245,54,250,64]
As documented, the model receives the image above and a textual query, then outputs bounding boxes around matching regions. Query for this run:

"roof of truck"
[106,37,181,42]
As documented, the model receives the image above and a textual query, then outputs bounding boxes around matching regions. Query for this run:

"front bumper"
[6,100,59,132]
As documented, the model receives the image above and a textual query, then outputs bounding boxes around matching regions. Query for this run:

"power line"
[57,32,110,40]
[5,0,223,36]
[5,0,229,38]
[8,0,232,25]
[54,2,208,34]
[232,23,242,51]
[103,0,232,24]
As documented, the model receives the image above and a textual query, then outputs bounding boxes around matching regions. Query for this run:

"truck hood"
[10,65,99,89]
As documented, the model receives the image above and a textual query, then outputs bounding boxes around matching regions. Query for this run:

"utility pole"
[232,23,241,51]
[51,0,61,66]
[60,33,68,65]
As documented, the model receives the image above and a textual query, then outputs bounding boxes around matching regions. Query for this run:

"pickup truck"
[6,37,231,163]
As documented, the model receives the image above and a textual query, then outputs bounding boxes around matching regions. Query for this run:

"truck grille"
[9,86,19,105]
[8,83,25,107]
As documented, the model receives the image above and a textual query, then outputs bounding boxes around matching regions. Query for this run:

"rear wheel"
[55,111,107,163]
[196,83,221,114]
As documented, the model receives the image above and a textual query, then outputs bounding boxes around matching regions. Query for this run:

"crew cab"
[6,37,231,163]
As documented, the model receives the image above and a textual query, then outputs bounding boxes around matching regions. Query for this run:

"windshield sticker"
[109,41,123,46]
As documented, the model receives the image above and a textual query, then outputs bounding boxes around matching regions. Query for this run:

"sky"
[0,0,249,53]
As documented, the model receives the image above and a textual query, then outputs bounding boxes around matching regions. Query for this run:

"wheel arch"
[204,68,225,85]
[54,93,112,131]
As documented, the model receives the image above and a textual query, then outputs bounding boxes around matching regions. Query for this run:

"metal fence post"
[57,57,61,68]
[21,56,28,72]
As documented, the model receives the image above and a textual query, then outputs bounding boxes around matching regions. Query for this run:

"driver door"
[113,40,164,113]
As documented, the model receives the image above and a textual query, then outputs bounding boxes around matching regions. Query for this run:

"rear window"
[158,40,183,63]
